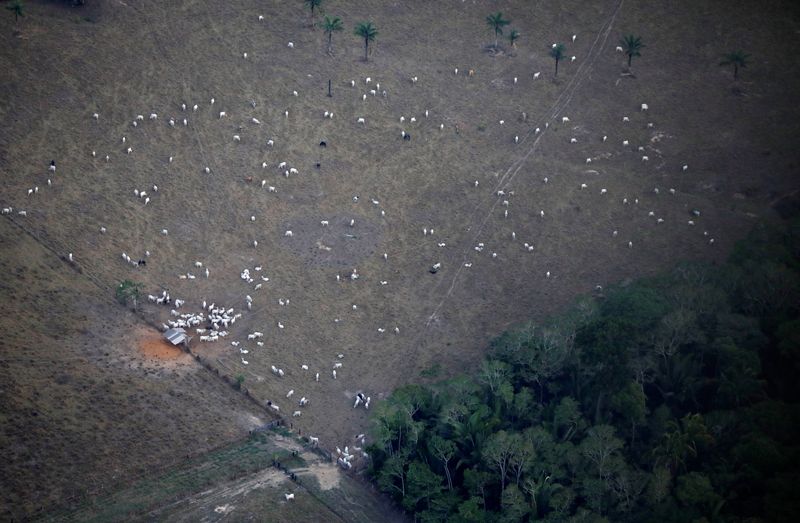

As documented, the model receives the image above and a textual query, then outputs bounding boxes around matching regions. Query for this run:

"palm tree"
[719,50,749,80]
[550,43,566,76]
[508,29,521,49]
[354,22,378,62]
[6,0,23,23]
[305,0,322,27]
[620,34,644,67]
[322,15,343,53]
[486,12,510,49]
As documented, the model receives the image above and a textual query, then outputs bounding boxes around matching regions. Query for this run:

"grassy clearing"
[46,436,292,521]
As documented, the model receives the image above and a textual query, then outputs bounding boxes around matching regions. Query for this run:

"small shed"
[164,327,188,346]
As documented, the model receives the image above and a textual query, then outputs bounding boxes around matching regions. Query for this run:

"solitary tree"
[508,29,521,49]
[304,0,322,27]
[486,12,510,49]
[354,22,378,62]
[550,43,566,76]
[719,50,749,80]
[620,34,644,67]
[6,0,23,23]
[322,15,343,53]
[115,280,144,311]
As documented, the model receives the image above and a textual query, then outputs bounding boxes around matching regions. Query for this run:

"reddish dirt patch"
[140,337,182,359]
[136,328,193,367]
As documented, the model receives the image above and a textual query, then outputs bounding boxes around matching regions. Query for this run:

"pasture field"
[46,430,400,522]
[1,0,798,519]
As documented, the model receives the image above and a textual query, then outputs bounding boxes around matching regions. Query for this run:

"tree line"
[367,216,800,522]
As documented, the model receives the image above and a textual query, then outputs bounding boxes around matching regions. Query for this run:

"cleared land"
[1,0,798,519]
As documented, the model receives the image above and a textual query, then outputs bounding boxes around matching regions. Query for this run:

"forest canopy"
[367,217,800,522]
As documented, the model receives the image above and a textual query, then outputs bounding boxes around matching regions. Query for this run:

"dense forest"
[367,217,800,522]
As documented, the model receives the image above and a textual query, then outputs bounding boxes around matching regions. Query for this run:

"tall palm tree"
[508,29,521,49]
[322,15,343,53]
[305,0,322,27]
[620,35,644,67]
[6,0,23,23]
[550,43,566,76]
[354,22,378,62]
[719,50,749,80]
[486,12,510,49]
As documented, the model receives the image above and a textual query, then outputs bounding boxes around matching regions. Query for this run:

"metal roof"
[164,327,187,345]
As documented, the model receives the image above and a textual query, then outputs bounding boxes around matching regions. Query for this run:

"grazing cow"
[403,133,411,141]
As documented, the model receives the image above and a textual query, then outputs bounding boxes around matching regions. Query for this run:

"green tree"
[429,434,457,490]
[463,468,493,508]
[675,472,723,517]
[713,337,764,407]
[378,449,410,498]
[485,12,510,49]
[609,466,647,514]
[445,402,496,465]
[646,466,672,506]
[500,484,529,521]
[652,414,713,475]
[521,472,555,517]
[6,0,23,23]
[321,15,343,53]
[372,396,421,456]
[510,387,537,426]
[483,430,516,496]
[508,29,520,49]
[508,434,533,487]
[457,496,486,522]
[719,50,749,80]
[354,21,378,62]
[492,323,572,400]
[580,425,623,482]
[548,485,576,519]
[115,280,144,310]
[405,461,443,512]
[549,43,566,76]
[477,360,511,395]
[620,34,644,67]
[553,396,585,442]
[610,382,647,444]
[304,0,322,26]
[234,374,245,390]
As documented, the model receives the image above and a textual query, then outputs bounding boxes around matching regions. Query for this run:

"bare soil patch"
[135,326,192,365]
[301,462,342,491]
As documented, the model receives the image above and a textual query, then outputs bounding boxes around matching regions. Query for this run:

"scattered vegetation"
[508,29,521,50]
[485,12,510,49]
[321,15,343,54]
[6,0,23,23]
[368,218,800,522]
[420,363,442,379]
[550,43,566,76]
[720,50,750,80]
[304,0,322,27]
[354,21,378,62]
[115,280,144,310]
[620,34,645,68]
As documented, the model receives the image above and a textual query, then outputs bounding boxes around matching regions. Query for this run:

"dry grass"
[1,0,799,518]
